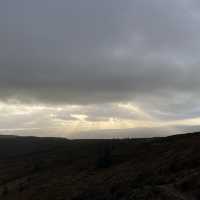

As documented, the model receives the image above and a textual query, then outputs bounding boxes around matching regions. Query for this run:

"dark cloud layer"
[1,0,200,111]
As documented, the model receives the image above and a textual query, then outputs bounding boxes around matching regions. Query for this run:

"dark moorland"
[1,132,200,199]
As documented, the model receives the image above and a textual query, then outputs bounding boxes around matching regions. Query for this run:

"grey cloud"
[76,104,142,121]
[0,0,200,114]
[53,104,141,122]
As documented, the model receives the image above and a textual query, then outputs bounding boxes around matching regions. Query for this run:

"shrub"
[96,142,112,168]
[2,185,8,196]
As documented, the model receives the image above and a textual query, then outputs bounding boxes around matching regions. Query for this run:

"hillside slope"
[0,132,200,199]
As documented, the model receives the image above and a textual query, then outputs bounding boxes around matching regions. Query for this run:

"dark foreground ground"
[1,132,200,200]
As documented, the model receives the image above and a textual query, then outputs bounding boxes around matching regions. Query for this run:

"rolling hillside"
[0,132,200,199]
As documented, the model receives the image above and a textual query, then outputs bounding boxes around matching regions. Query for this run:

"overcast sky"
[0,0,200,138]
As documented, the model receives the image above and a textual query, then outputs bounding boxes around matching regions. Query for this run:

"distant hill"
[0,132,200,199]
[0,135,68,159]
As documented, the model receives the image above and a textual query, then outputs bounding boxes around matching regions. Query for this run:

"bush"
[18,182,25,192]
[1,185,8,196]
[96,142,112,168]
